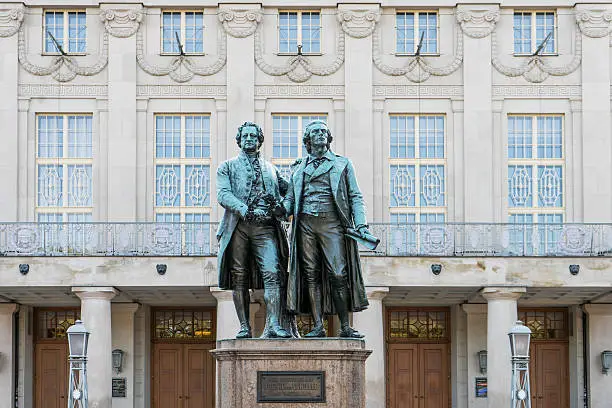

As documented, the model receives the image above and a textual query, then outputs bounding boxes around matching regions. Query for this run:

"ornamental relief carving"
[337,9,380,39]
[576,9,612,38]
[0,5,24,38]
[490,28,581,83]
[100,8,143,38]
[456,8,499,39]
[372,24,463,83]
[254,21,344,83]
[218,9,262,38]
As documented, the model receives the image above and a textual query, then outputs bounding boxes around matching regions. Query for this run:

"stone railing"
[0,222,610,257]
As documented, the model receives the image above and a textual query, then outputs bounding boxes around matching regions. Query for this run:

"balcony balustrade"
[0,222,610,257]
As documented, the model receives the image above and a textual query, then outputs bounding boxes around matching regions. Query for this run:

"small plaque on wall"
[112,377,127,398]
[475,377,487,398]
[257,371,325,403]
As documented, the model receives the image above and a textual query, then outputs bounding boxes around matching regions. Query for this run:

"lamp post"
[67,320,90,408]
[509,320,532,408]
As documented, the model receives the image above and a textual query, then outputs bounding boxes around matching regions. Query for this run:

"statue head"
[235,121,264,153]
[303,120,333,154]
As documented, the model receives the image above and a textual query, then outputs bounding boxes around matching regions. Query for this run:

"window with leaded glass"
[279,11,321,54]
[518,309,567,341]
[161,11,204,54]
[271,114,327,179]
[36,115,93,225]
[508,115,564,255]
[387,308,449,341]
[44,11,87,54]
[36,309,81,340]
[153,309,215,340]
[396,11,438,54]
[295,315,332,337]
[513,11,556,55]
[155,115,212,254]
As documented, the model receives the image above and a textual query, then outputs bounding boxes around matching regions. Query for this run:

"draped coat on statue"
[283,152,369,315]
[216,151,289,290]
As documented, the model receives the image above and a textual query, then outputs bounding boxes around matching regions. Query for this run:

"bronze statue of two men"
[216,120,371,339]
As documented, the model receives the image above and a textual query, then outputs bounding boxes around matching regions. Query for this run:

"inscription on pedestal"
[257,371,325,403]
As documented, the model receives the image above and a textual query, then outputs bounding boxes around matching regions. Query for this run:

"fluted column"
[352,287,388,408]
[0,304,18,408]
[481,287,525,408]
[73,287,118,408]
[457,5,499,222]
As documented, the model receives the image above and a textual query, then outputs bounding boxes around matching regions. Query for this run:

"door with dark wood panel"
[35,343,68,408]
[386,308,450,408]
[151,308,216,408]
[34,308,80,408]
[519,309,569,408]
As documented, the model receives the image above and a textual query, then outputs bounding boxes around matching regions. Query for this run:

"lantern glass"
[602,350,612,374]
[477,350,487,374]
[112,349,124,372]
[67,320,90,358]
[508,320,531,359]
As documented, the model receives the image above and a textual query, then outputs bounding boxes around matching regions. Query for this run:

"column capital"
[337,5,380,39]
[112,303,140,314]
[99,5,143,38]
[365,286,389,301]
[210,287,234,302]
[456,4,500,39]
[218,5,262,38]
[481,286,526,301]
[0,303,19,314]
[575,6,612,38]
[73,286,118,301]
[462,303,487,314]
[583,304,612,316]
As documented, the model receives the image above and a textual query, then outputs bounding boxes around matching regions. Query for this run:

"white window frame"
[277,10,322,55]
[270,113,328,172]
[35,113,93,219]
[160,10,205,56]
[389,114,446,221]
[513,10,557,56]
[43,10,87,55]
[154,114,212,221]
[507,114,565,221]
[395,10,439,56]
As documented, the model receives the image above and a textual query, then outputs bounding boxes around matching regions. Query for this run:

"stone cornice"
[73,286,118,301]
[480,286,526,301]
[456,5,500,39]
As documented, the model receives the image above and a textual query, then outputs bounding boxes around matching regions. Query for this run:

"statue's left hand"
[357,225,371,236]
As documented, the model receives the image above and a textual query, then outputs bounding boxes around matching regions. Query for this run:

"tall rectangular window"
[389,115,446,254]
[161,11,204,54]
[154,115,211,254]
[271,114,327,178]
[396,11,438,54]
[508,115,564,254]
[44,11,86,54]
[513,11,556,55]
[36,115,93,220]
[279,11,320,54]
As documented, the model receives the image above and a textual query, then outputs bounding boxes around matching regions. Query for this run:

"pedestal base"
[211,338,371,408]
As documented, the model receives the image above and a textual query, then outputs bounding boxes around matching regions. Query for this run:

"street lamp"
[67,320,90,408]
[477,350,487,374]
[509,320,532,408]
[112,349,124,374]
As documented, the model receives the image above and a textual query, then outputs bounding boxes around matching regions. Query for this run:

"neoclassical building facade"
[1,1,612,408]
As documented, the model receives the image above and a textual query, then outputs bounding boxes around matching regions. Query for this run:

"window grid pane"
[67,12,86,53]
[279,12,298,53]
[301,12,320,53]
[67,116,92,158]
[162,12,182,53]
[38,115,64,158]
[396,13,415,53]
[536,12,555,54]
[45,12,64,53]
[513,12,531,53]
[184,12,204,53]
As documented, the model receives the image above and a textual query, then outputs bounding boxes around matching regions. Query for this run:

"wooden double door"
[529,342,569,408]
[152,343,215,408]
[35,343,69,408]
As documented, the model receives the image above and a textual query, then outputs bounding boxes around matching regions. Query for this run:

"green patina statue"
[283,120,370,338]
[216,122,296,339]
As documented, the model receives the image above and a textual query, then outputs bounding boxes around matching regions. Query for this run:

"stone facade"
[0,1,611,408]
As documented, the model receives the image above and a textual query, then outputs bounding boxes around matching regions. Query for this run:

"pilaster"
[576,6,612,221]
[481,286,525,408]
[220,5,260,141]
[0,304,18,408]
[462,304,488,408]
[583,304,612,408]
[352,287,388,408]
[111,303,140,408]
[339,5,379,221]
[73,286,118,408]
[17,98,29,221]
[457,4,499,222]
[101,5,143,220]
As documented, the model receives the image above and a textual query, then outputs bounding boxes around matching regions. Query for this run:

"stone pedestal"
[211,339,371,408]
